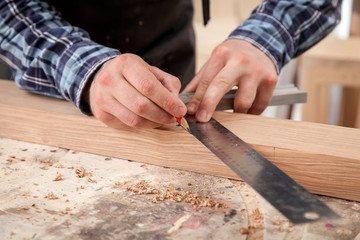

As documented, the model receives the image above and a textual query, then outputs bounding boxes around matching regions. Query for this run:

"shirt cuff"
[57,40,120,115]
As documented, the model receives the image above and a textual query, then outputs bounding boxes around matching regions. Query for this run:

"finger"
[195,63,246,122]
[108,73,176,124]
[122,58,187,118]
[233,75,259,114]
[148,66,181,94]
[248,77,277,115]
[186,56,225,115]
[100,98,162,129]
[95,111,128,129]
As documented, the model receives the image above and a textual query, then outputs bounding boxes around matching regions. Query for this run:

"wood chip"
[104,157,112,161]
[18,207,29,211]
[53,173,63,181]
[239,227,249,235]
[252,208,261,220]
[44,192,58,200]
[87,176,94,183]
[75,167,86,178]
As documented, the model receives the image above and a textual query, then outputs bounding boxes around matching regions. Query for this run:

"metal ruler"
[185,115,338,224]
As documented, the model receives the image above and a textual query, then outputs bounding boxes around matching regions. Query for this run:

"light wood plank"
[1,80,360,201]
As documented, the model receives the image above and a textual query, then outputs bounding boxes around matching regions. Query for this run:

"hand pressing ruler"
[179,84,307,109]
[184,115,338,224]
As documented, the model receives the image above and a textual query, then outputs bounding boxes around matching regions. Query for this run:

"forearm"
[228,0,342,73]
[0,0,120,114]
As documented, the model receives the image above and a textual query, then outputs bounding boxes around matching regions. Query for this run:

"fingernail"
[187,102,197,114]
[174,106,186,117]
[197,109,207,122]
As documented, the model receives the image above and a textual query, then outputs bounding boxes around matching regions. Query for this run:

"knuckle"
[96,71,111,86]
[96,112,111,124]
[264,74,277,87]
[213,45,229,59]
[140,79,155,96]
[115,54,129,64]
[235,99,253,111]
[234,53,249,65]
[133,99,149,114]
[128,116,144,128]
[162,95,177,111]
[214,76,230,89]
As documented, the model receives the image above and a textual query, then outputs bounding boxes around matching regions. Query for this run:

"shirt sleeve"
[228,0,342,73]
[0,0,120,114]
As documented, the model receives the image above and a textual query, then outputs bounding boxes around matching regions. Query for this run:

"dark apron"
[45,0,196,89]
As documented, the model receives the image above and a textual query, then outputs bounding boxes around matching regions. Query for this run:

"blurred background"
[1,0,359,128]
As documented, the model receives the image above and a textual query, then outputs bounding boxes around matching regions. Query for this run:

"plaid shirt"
[0,0,341,114]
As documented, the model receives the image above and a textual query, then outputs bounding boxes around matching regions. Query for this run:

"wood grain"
[1,80,360,201]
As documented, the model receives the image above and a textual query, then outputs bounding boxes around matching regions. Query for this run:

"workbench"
[1,137,360,240]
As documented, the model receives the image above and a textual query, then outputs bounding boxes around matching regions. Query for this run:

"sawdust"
[126,180,160,194]
[44,192,59,200]
[239,227,249,234]
[53,173,63,181]
[54,164,64,168]
[75,167,86,178]
[127,180,227,209]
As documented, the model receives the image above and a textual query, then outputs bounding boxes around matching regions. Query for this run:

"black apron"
[45,0,196,89]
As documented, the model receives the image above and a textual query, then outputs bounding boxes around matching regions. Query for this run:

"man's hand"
[88,54,187,129]
[183,39,278,122]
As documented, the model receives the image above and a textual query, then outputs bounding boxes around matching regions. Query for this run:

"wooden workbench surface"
[1,138,359,240]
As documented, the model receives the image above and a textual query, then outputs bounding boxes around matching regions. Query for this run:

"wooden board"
[1,80,360,201]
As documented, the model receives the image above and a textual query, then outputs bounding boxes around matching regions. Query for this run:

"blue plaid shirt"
[0,0,341,114]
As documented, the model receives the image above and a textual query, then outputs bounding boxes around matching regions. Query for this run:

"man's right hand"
[87,54,187,129]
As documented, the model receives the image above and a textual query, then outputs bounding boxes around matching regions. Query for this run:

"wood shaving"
[177,172,186,175]
[41,159,51,164]
[104,157,112,161]
[18,207,29,211]
[114,181,121,186]
[126,180,159,194]
[239,227,249,234]
[53,173,63,181]
[252,208,261,220]
[75,167,86,178]
[272,216,282,225]
[127,180,226,208]
[9,155,16,159]
[44,192,58,200]
[54,164,64,168]
[80,186,84,189]
[87,176,94,183]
